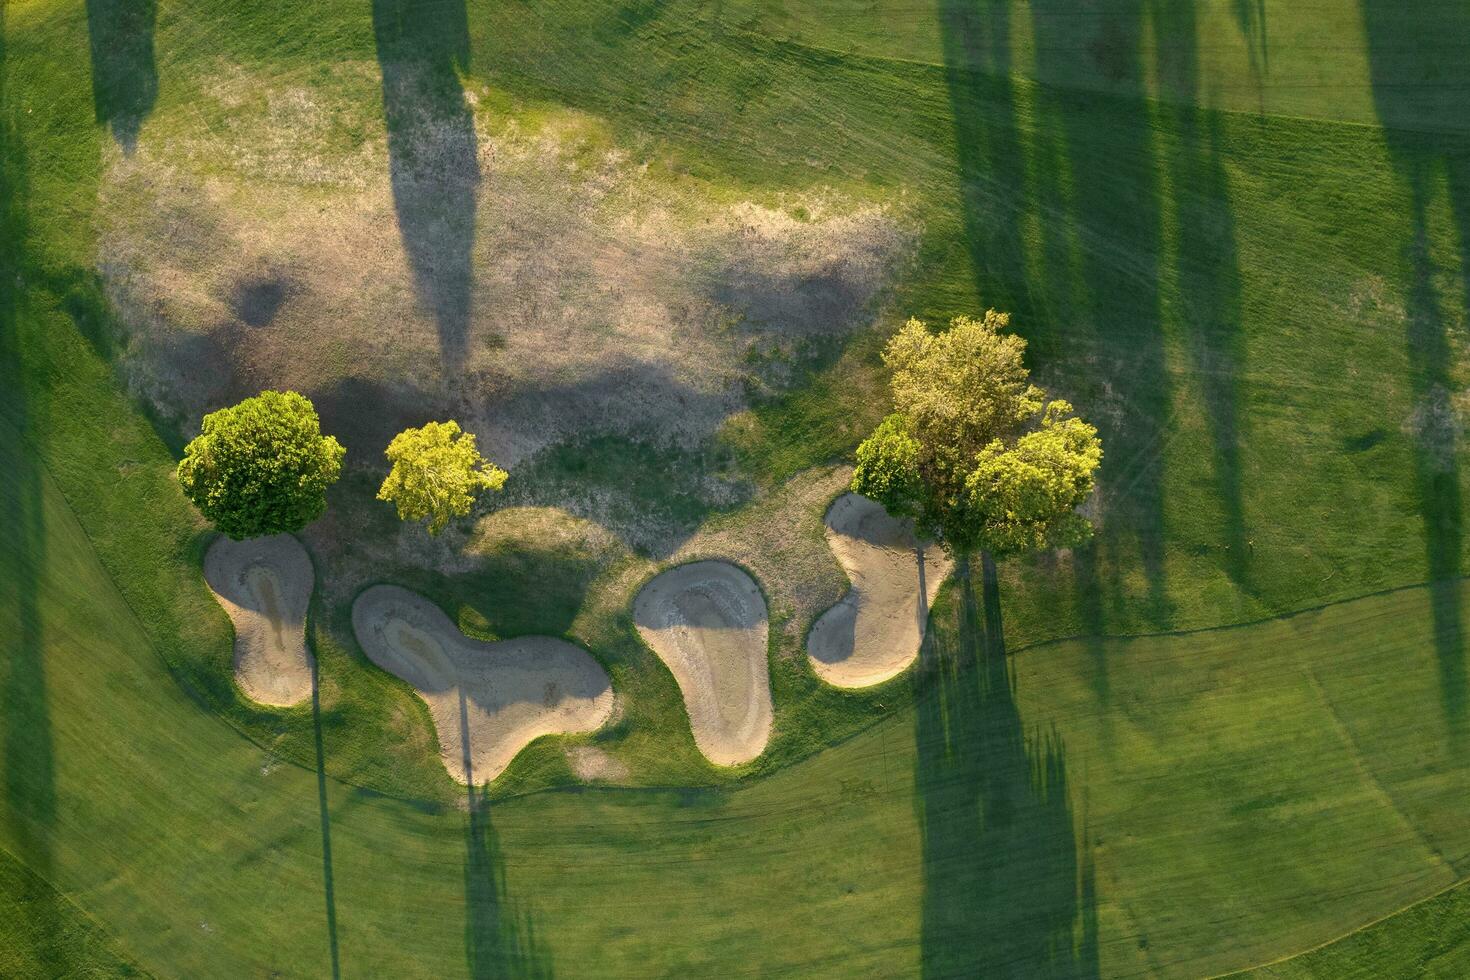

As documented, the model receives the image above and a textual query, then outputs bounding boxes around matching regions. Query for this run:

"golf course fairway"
[2,0,1469,974]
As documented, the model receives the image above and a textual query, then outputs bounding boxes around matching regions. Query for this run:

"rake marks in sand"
[352,584,614,783]
[634,561,772,766]
[203,533,316,707]
[807,493,950,688]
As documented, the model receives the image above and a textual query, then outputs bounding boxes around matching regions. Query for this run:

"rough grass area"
[1238,879,1470,978]
[97,62,912,470]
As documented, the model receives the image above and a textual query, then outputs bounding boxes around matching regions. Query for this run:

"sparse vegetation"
[177,389,344,539]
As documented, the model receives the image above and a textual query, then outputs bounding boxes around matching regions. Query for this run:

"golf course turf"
[2,0,1468,976]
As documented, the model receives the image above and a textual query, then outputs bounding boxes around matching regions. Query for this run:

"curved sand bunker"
[203,534,315,706]
[352,585,614,784]
[634,562,772,765]
[807,494,952,688]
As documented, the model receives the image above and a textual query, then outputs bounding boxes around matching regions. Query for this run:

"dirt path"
[351,585,614,784]
[633,561,772,765]
[807,493,951,688]
[203,534,315,706]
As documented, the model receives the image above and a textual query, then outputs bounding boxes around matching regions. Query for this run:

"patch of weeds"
[721,327,887,485]
[501,435,752,554]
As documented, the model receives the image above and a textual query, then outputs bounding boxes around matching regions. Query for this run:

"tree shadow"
[84,0,158,153]
[913,555,1098,978]
[311,658,343,980]
[1225,0,1269,111]
[943,0,1168,628]
[0,17,64,971]
[1360,0,1470,741]
[458,691,554,979]
[938,0,1030,335]
[1152,0,1250,586]
[372,0,480,377]
[1039,1,1171,624]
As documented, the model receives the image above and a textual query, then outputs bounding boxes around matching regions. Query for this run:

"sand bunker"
[807,494,952,688]
[202,534,316,706]
[352,585,614,784]
[633,562,772,765]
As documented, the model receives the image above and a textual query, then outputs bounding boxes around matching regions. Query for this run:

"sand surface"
[203,534,315,706]
[807,493,952,688]
[633,561,772,765]
[352,585,614,784]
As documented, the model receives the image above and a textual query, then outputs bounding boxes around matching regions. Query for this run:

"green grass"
[719,0,1470,132]
[3,421,1469,974]
[3,0,1470,974]
[1239,879,1470,978]
[0,847,149,978]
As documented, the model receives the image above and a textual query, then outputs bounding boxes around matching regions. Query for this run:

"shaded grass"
[914,555,1098,977]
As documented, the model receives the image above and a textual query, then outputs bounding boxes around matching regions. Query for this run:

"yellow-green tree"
[377,421,507,535]
[851,312,1102,560]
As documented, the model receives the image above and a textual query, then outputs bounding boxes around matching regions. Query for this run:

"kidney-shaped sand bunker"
[352,585,614,784]
[807,493,952,689]
[633,561,772,766]
[203,533,316,707]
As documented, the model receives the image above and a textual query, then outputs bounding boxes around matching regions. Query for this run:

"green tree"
[177,390,345,540]
[851,313,1102,559]
[377,420,507,535]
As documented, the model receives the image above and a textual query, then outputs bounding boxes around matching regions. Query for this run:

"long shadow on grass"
[1230,0,1268,85]
[938,0,1031,335]
[1153,0,1250,586]
[373,0,479,377]
[1030,2,1171,627]
[84,0,157,153]
[458,692,553,978]
[1361,0,1470,741]
[311,661,343,980]
[0,19,65,972]
[914,556,1098,977]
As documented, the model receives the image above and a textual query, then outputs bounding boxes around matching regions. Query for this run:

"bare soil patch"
[97,66,912,470]
[202,533,315,706]
[565,745,630,783]
[352,584,614,784]
[633,561,772,765]
[807,493,951,688]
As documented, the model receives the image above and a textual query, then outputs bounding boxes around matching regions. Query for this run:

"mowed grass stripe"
[995,581,1468,975]
[719,0,1470,134]
[1234,877,1470,977]
[0,844,149,977]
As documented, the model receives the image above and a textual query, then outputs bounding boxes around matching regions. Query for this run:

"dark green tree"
[178,390,345,539]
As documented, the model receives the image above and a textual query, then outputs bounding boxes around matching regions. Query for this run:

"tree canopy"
[177,390,345,540]
[851,313,1102,557]
[377,420,507,535]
